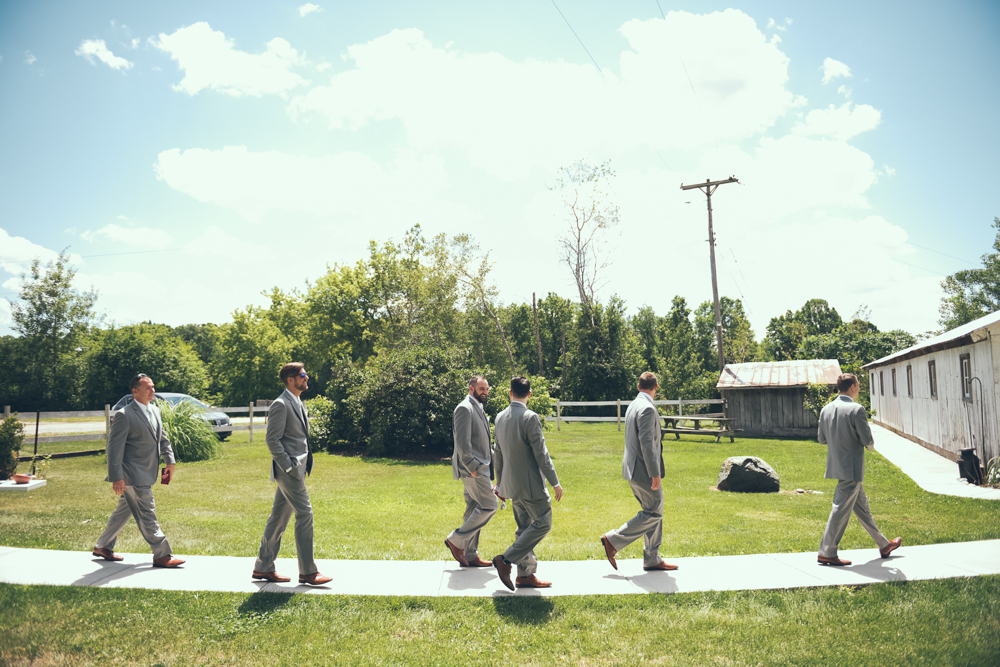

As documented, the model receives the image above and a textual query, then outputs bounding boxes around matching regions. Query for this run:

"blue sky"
[1,1,998,337]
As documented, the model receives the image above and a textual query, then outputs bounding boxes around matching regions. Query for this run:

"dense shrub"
[157,400,221,463]
[0,413,25,479]
[484,374,554,429]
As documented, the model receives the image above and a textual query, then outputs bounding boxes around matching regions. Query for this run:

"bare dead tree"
[448,233,517,373]
[551,159,619,325]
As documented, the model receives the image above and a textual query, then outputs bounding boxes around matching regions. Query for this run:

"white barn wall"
[869,336,997,462]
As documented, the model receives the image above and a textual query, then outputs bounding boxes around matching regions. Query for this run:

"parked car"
[111,392,232,440]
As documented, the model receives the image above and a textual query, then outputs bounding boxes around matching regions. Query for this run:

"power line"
[655,0,665,19]
[549,0,603,75]
[905,241,979,267]
[890,257,948,277]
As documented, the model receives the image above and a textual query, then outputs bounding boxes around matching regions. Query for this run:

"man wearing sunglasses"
[93,373,185,568]
[252,362,331,586]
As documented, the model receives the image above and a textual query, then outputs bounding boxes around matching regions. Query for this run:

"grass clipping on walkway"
[1,424,999,561]
[2,577,1000,666]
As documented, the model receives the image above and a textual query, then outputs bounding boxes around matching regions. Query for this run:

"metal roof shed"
[717,360,842,438]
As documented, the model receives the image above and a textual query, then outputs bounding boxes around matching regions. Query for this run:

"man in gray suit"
[93,373,184,568]
[252,362,332,585]
[817,373,902,566]
[445,375,498,567]
[600,372,677,572]
[492,376,563,590]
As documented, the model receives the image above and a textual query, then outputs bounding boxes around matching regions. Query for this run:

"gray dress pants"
[503,497,552,577]
[95,485,172,560]
[605,477,664,567]
[447,465,498,561]
[254,467,317,575]
[819,479,890,558]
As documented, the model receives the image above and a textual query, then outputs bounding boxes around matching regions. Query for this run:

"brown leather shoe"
[817,555,851,566]
[880,537,902,558]
[92,547,123,562]
[600,535,618,571]
[492,554,514,591]
[299,572,332,586]
[643,560,679,571]
[444,539,469,566]
[515,575,552,588]
[152,555,185,568]
[464,556,493,567]
[252,570,291,583]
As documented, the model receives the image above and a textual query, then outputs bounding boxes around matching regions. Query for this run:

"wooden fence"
[5,402,275,462]
[550,398,726,431]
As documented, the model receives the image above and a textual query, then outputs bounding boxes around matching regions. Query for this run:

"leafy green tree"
[535,293,578,397]
[215,307,293,406]
[629,306,664,379]
[799,315,915,412]
[939,216,1000,331]
[762,298,842,361]
[173,323,224,396]
[693,296,759,369]
[566,296,641,404]
[84,324,208,407]
[659,296,716,402]
[6,251,98,409]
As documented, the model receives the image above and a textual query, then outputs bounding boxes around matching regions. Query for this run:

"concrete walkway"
[870,424,1000,499]
[1,540,999,597]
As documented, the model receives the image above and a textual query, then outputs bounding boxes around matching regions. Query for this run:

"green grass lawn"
[2,577,999,666]
[4,424,1000,665]
[2,423,998,563]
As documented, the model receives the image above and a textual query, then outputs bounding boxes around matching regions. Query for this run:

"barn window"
[906,365,913,397]
[960,354,972,402]
[880,371,884,395]
[891,368,897,397]
[928,360,937,398]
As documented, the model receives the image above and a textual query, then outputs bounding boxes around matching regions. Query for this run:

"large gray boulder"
[717,456,780,493]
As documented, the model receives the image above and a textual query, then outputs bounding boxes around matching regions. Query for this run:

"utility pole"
[680,176,739,373]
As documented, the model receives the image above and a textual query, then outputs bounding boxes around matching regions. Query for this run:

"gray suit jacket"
[452,394,493,480]
[818,395,873,482]
[266,388,313,481]
[623,392,664,481]
[494,401,559,500]
[106,400,175,487]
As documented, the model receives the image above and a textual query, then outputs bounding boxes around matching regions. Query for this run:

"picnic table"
[660,414,739,443]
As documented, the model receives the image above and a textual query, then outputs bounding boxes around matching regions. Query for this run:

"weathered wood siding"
[722,387,818,438]
[869,337,998,462]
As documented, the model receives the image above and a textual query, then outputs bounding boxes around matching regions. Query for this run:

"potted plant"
[0,413,26,481]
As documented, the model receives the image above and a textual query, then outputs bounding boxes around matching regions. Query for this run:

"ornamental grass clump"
[157,399,221,463]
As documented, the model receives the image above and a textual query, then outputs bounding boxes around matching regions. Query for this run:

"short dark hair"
[837,373,859,393]
[510,376,531,399]
[130,373,149,392]
[279,362,305,384]
[468,375,487,388]
[638,371,658,391]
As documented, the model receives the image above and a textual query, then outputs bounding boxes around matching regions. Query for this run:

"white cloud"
[80,223,173,248]
[130,38,140,49]
[316,62,332,72]
[24,50,36,65]
[791,103,881,142]
[298,3,321,17]
[153,145,471,227]
[152,22,310,97]
[822,57,851,84]
[137,14,942,336]
[290,11,797,179]
[766,18,787,31]
[75,39,134,71]
[0,228,83,276]
[883,165,896,176]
